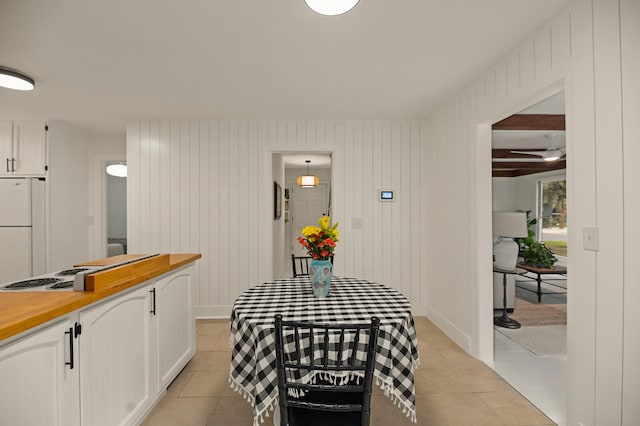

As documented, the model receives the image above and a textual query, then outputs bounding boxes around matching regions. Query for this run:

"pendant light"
[297,160,319,188]
[106,163,127,177]
[305,0,359,16]
[0,66,35,91]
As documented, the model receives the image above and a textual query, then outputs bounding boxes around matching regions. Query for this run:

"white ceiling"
[0,0,571,137]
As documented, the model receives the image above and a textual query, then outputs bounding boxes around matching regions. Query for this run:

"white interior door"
[290,184,328,257]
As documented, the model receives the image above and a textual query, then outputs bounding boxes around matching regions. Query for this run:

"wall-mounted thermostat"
[378,190,395,202]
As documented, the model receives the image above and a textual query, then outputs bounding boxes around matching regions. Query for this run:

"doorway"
[490,91,568,425]
[273,153,332,279]
[105,161,127,256]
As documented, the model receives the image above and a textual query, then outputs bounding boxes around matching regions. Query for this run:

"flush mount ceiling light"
[106,163,127,177]
[297,160,319,188]
[305,0,359,16]
[0,66,35,91]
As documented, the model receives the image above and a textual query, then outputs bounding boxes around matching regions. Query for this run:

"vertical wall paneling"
[362,123,373,281]
[391,124,402,292]
[159,122,171,253]
[506,51,521,98]
[126,123,140,254]
[519,40,536,93]
[534,27,553,83]
[621,0,640,423]
[593,0,625,424]
[400,123,412,299]
[343,123,354,276]
[198,123,211,306]
[169,122,180,252]
[139,122,151,253]
[565,3,597,424]
[129,119,428,314]
[352,123,364,277]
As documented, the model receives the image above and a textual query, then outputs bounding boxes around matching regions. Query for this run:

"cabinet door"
[13,120,47,176]
[0,317,80,426]
[155,265,195,391]
[0,121,12,175]
[79,284,155,426]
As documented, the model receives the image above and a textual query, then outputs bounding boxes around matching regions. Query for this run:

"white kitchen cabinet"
[0,120,47,176]
[0,316,80,426]
[79,283,155,426]
[155,264,195,391]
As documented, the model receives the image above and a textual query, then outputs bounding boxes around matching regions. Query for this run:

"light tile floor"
[493,285,567,426]
[142,317,556,425]
[493,332,566,426]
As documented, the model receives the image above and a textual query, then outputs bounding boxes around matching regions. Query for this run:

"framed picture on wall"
[274,181,282,220]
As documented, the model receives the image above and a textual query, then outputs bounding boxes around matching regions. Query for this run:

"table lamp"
[492,211,527,271]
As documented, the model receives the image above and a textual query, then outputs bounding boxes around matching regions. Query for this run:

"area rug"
[509,296,567,327]
[496,325,566,356]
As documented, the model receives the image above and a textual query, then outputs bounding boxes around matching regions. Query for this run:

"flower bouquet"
[296,216,339,297]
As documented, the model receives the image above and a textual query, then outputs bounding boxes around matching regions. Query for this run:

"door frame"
[474,80,567,364]
[263,146,335,282]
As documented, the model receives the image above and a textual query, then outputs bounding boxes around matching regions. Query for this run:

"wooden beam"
[492,114,565,131]
[492,161,566,170]
[492,160,566,177]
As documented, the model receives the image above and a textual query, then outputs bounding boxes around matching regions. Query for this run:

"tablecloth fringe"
[375,375,417,423]
[228,375,255,406]
[229,374,278,426]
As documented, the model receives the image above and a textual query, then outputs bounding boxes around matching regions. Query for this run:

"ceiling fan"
[511,134,565,162]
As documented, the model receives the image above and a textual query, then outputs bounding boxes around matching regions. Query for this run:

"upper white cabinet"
[155,264,195,391]
[0,316,80,426]
[0,120,47,176]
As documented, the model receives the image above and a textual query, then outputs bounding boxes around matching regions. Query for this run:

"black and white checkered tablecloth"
[229,277,420,425]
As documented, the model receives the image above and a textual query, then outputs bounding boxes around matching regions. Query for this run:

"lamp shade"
[297,174,319,187]
[492,211,527,238]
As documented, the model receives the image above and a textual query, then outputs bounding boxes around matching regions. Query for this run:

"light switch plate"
[583,227,599,251]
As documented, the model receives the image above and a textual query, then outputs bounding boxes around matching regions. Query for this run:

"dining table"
[229,276,420,426]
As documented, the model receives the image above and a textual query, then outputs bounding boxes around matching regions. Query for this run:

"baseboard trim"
[422,303,472,353]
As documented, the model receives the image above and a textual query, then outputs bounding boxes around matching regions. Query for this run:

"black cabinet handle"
[65,327,74,369]
[5,158,9,172]
[11,158,16,172]
[150,288,156,315]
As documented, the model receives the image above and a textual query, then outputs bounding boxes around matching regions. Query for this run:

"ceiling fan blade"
[510,150,544,156]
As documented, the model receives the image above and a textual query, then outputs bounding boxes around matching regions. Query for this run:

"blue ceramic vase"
[309,259,332,298]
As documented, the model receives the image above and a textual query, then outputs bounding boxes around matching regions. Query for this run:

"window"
[537,178,567,258]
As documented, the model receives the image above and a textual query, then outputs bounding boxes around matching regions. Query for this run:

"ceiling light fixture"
[106,163,127,177]
[297,160,319,188]
[0,66,35,91]
[305,0,359,16]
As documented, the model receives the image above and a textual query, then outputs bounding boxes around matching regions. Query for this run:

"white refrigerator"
[0,178,46,283]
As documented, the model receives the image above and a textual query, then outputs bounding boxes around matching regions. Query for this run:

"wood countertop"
[0,253,201,343]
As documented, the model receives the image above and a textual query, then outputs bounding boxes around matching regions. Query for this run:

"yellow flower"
[301,226,321,237]
[318,215,330,230]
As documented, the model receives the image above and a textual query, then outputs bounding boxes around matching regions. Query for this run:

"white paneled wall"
[127,121,427,317]
[425,0,639,424]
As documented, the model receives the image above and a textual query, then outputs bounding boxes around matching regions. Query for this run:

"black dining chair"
[274,314,380,426]
[291,255,312,277]
[291,255,334,278]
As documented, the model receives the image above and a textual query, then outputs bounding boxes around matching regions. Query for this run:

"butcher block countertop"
[0,253,201,343]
